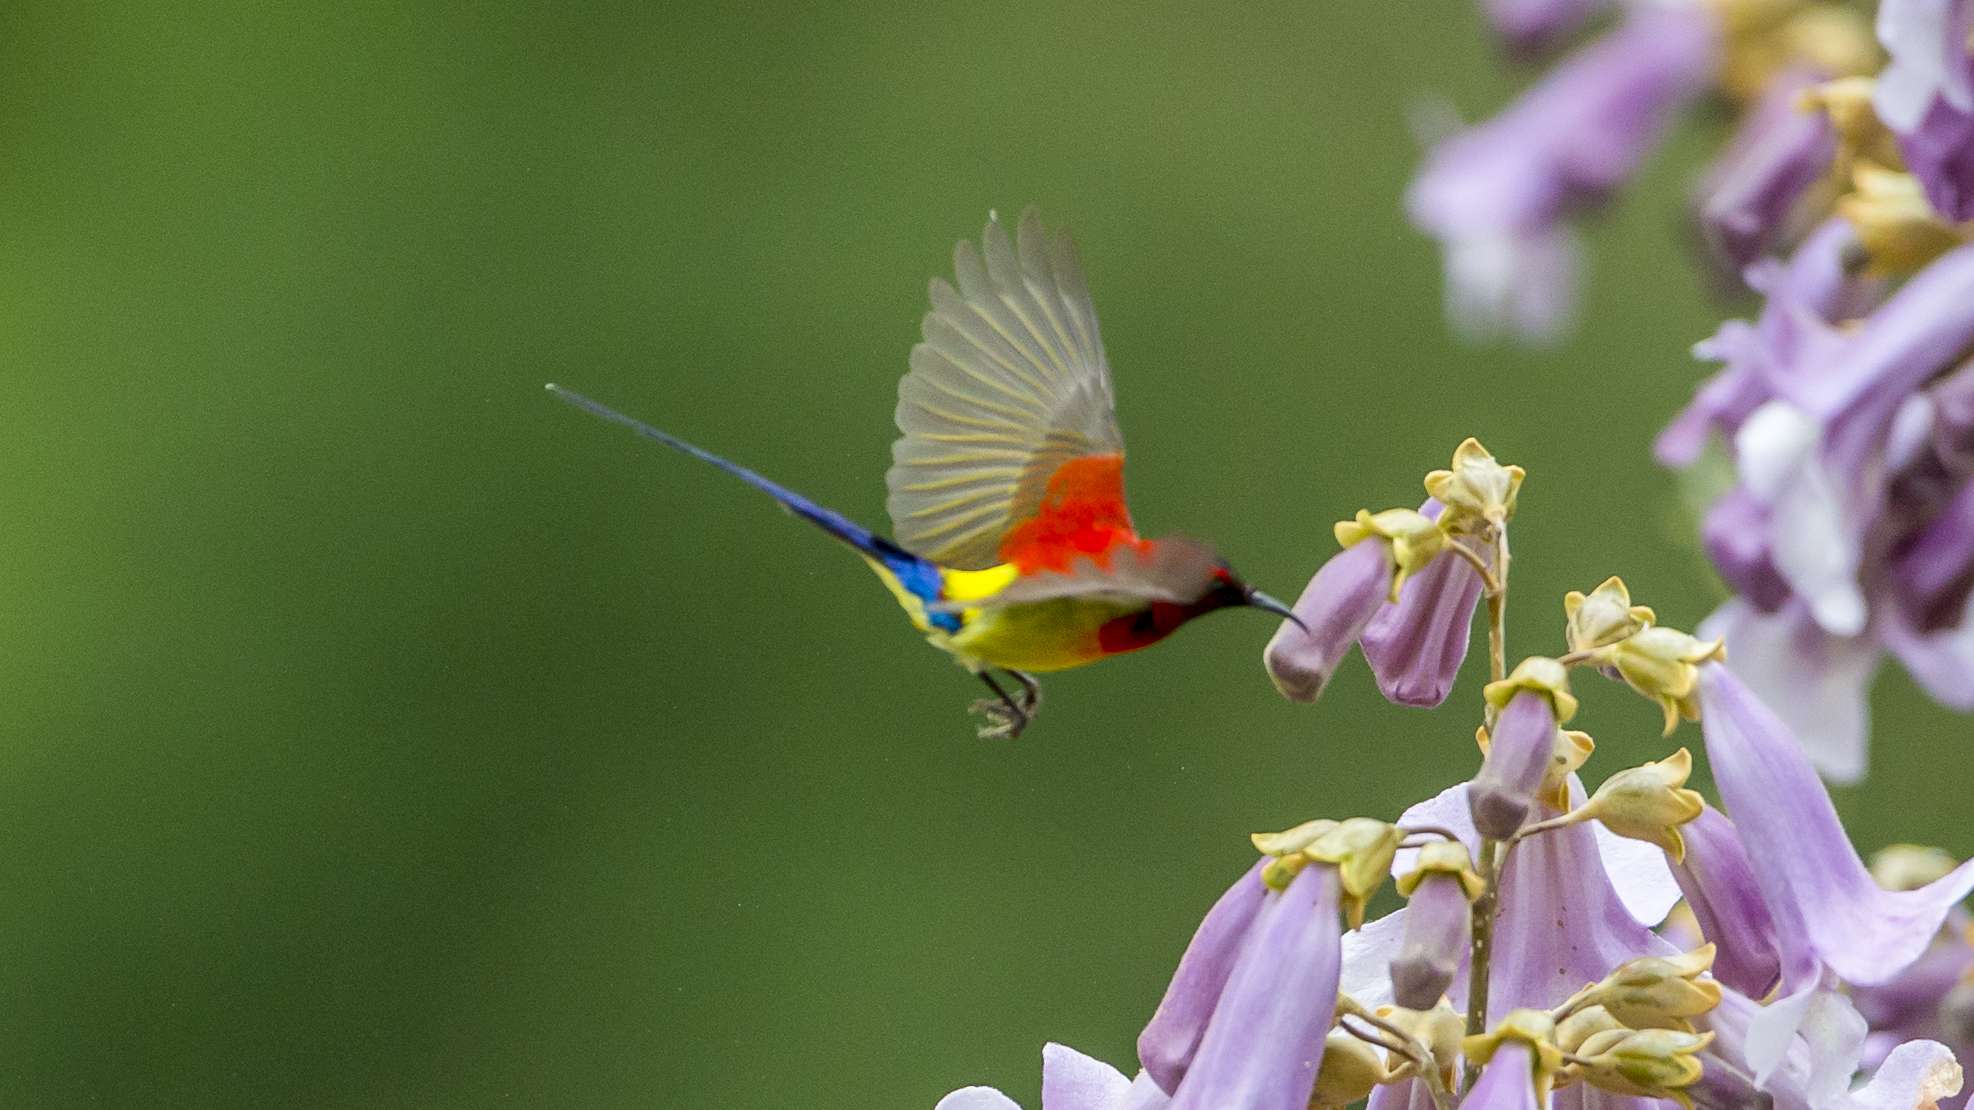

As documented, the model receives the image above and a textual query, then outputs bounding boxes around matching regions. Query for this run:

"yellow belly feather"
[865,559,1141,673]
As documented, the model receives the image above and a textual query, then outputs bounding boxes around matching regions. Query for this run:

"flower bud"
[1424,438,1524,532]
[1569,945,1722,1029]
[1568,1027,1714,1102]
[1390,846,1480,1010]
[1578,749,1706,861]
[1554,1004,1624,1056]
[1563,576,1655,654]
[1310,1028,1392,1108]
[1610,627,1724,735]
[1470,691,1562,839]
[1375,1001,1464,1084]
[1335,508,1449,602]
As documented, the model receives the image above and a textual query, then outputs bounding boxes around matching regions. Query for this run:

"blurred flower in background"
[1419,0,1974,778]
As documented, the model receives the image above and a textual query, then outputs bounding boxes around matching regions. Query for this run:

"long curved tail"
[546,384,939,587]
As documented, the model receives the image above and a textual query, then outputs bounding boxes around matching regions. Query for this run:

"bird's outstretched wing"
[886,208,1128,571]
[939,537,1220,610]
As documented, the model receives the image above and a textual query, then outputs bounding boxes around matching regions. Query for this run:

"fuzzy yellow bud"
[1395,840,1487,901]
[1579,750,1707,862]
[1311,1028,1393,1108]
[1610,627,1725,735]
[1555,1005,1626,1056]
[1465,1009,1565,1102]
[1566,946,1723,1030]
[1564,577,1656,653]
[1424,438,1524,533]
[1569,1027,1715,1108]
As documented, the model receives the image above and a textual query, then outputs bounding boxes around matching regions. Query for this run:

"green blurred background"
[0,2,1965,1106]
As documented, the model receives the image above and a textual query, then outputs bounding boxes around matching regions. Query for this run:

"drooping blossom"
[1407,5,1717,342]
[1360,502,1488,708]
[1267,502,1486,708]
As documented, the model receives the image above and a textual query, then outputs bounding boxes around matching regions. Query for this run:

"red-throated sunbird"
[549,208,1301,738]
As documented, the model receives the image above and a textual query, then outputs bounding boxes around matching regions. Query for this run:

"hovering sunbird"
[550,208,1299,738]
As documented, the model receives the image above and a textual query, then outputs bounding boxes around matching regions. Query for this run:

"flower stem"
[1485,523,1510,688]
[1465,520,1513,1093]
[1462,835,1500,1092]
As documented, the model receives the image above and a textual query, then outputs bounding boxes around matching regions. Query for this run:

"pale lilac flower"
[1853,921,1974,1071]
[1468,690,1557,839]
[1666,238,1974,779]
[1657,219,1871,469]
[1701,983,1967,1109]
[936,1044,1169,1110]
[1409,5,1717,343]
[1264,541,1390,702]
[1360,502,1487,708]
[1697,67,1837,276]
[1390,869,1471,1009]
[1140,864,1343,1109]
[1268,502,1485,708]
[1696,665,1974,986]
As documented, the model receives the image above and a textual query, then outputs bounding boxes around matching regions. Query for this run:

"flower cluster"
[935,441,1973,1110]
[1408,0,1887,341]
[1414,0,1974,780]
[1654,0,1974,780]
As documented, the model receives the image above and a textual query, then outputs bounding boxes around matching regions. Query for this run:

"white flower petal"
[1591,820,1682,926]
[1846,1039,1965,1110]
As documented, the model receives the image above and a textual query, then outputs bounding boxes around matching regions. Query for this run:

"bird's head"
[1204,563,1307,633]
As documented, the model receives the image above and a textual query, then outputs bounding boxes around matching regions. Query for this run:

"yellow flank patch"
[939,563,1020,602]
[860,557,1140,672]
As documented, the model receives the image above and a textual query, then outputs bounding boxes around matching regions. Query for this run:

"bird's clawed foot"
[970,669,1042,740]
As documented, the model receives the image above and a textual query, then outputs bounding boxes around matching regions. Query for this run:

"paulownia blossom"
[1408,5,1717,343]
[941,440,1971,1110]
[1660,220,1974,779]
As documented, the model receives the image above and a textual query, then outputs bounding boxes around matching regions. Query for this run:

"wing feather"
[935,537,1219,610]
[887,208,1125,569]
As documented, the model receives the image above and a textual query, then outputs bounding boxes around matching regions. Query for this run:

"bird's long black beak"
[1246,588,1308,634]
